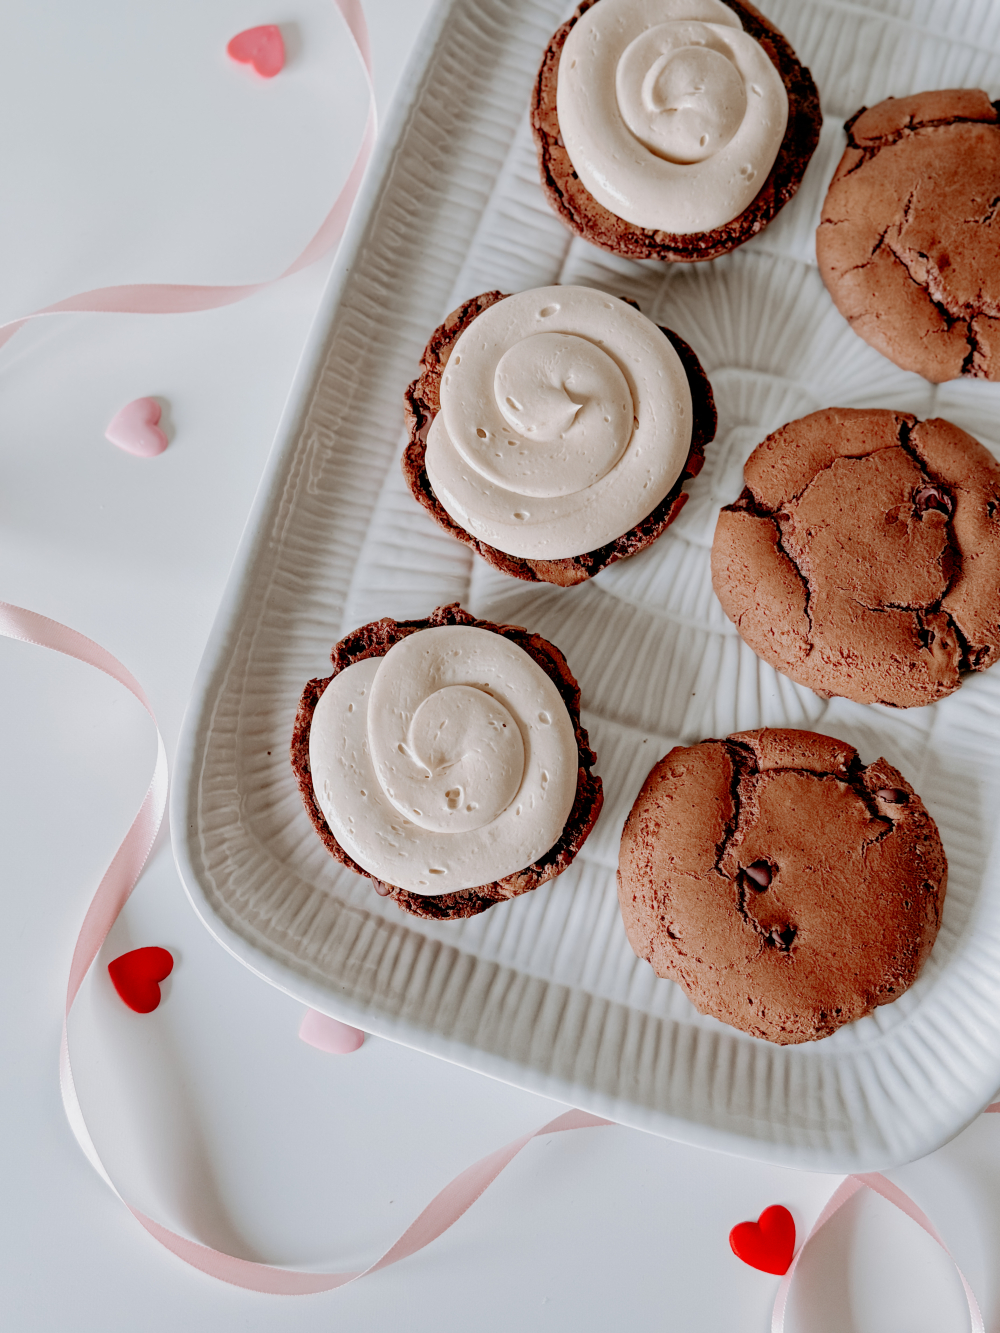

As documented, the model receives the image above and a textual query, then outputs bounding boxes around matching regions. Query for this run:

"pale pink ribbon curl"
[2,598,618,1290]
[771,1155,993,1332]
[0,0,375,356]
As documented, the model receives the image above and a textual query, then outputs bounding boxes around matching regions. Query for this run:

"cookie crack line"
[723,487,818,648]
[968,194,1000,227]
[714,742,779,954]
[773,517,816,646]
[712,739,750,879]
[714,740,797,953]
[893,418,974,666]
[840,108,997,178]
[821,189,915,279]
[726,755,897,948]
[880,236,998,377]
[888,241,984,323]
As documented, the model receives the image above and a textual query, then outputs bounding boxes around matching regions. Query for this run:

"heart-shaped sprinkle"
[298,1008,365,1054]
[227,25,285,78]
[729,1204,796,1275]
[105,397,168,458]
[107,946,174,1013]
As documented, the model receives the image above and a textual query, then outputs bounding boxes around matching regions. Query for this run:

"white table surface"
[1,2,998,1329]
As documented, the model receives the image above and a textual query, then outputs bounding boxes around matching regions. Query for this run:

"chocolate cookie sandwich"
[712,407,1000,708]
[618,728,946,1044]
[403,286,716,586]
[818,90,1000,382]
[531,0,821,262]
[291,604,603,920]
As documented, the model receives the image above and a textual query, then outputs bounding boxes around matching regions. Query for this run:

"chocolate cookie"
[617,728,946,1044]
[712,408,1000,708]
[531,0,821,263]
[291,604,603,920]
[403,290,717,587]
[818,90,1000,382]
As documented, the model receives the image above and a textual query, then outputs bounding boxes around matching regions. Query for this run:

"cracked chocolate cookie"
[403,288,716,587]
[818,89,1000,382]
[617,728,946,1043]
[531,0,821,263]
[711,407,1000,708]
[291,604,603,921]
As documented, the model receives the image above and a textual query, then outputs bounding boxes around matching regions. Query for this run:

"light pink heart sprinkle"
[298,1008,365,1054]
[227,25,285,78]
[105,397,168,458]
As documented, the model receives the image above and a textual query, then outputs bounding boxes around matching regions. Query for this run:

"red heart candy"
[226,25,285,79]
[107,947,174,1014]
[729,1204,796,1275]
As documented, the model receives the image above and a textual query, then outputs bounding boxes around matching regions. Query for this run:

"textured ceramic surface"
[173,0,1000,1170]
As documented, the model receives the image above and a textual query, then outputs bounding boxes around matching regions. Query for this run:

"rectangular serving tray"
[174,0,1000,1171]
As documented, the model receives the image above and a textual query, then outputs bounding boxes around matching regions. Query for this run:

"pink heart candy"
[105,397,168,458]
[298,1008,365,1054]
[227,25,285,79]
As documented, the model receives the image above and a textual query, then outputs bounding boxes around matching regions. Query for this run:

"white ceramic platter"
[173,0,1000,1171]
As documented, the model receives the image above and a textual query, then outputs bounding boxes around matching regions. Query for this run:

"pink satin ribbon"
[0,0,375,356]
[3,597,619,1286]
[771,1167,986,1332]
[129,1108,613,1293]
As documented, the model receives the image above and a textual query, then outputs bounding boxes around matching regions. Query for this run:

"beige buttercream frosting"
[308,626,579,894]
[424,286,692,559]
[556,0,789,234]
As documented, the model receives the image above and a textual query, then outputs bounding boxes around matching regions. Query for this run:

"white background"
[1,1,998,1329]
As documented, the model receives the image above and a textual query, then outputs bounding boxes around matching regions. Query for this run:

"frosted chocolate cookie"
[403,287,716,587]
[712,408,1000,708]
[818,90,1000,382]
[617,728,946,1044]
[531,0,821,262]
[291,604,603,920]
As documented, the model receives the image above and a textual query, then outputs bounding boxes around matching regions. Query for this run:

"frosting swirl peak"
[489,332,633,496]
[425,286,692,559]
[557,0,788,234]
[308,626,580,893]
[617,25,747,164]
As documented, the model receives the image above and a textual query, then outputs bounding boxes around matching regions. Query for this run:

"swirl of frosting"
[424,286,692,559]
[556,0,789,234]
[308,626,579,893]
